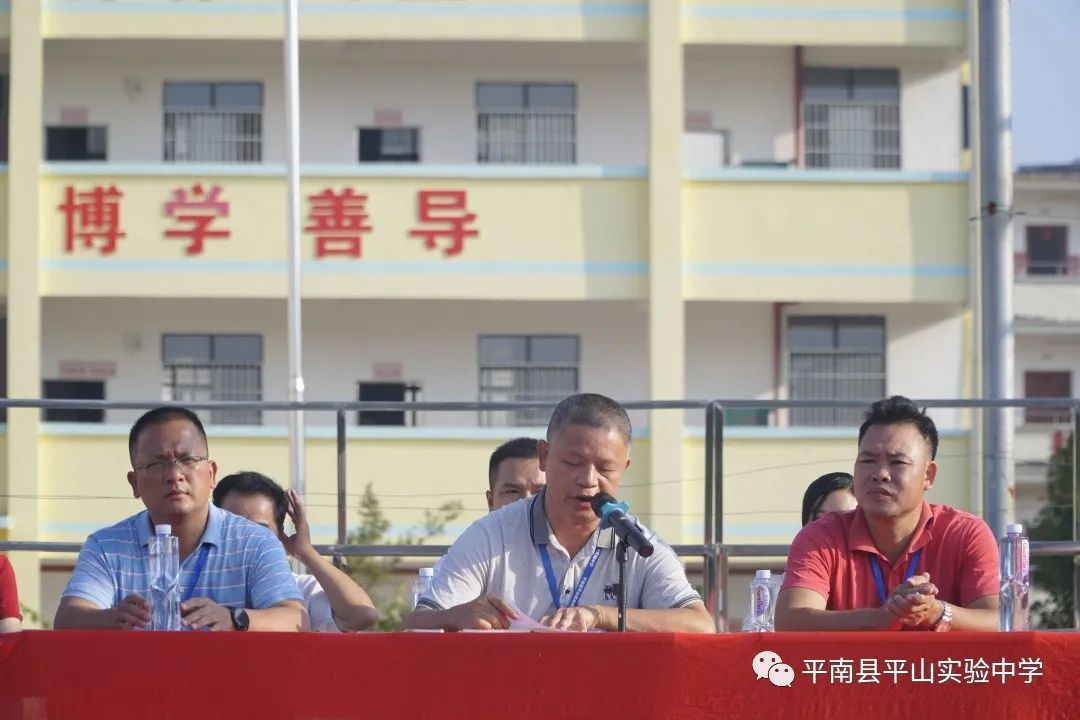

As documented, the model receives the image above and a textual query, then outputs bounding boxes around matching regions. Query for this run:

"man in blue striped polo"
[55,407,306,631]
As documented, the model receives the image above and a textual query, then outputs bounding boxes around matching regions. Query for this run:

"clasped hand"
[885,572,942,628]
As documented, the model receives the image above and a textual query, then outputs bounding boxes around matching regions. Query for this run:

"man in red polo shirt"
[776,396,999,631]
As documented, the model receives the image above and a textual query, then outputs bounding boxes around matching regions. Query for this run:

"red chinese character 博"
[408,190,478,257]
[305,188,373,258]
[163,184,230,255]
[58,185,126,255]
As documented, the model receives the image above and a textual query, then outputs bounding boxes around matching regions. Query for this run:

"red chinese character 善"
[164,184,230,255]
[306,188,373,258]
[58,185,126,255]
[409,190,478,257]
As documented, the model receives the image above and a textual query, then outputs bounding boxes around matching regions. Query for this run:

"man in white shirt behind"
[214,472,379,633]
[406,393,714,633]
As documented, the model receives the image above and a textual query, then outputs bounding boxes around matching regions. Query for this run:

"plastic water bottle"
[412,567,435,609]
[148,524,181,631]
[747,570,774,632]
[766,571,783,627]
[999,523,1030,631]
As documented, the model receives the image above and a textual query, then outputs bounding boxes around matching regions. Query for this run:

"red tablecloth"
[1,631,1078,719]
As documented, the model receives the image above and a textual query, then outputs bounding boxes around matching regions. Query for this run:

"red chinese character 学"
[409,190,478,257]
[305,188,373,258]
[58,185,126,255]
[164,184,230,255]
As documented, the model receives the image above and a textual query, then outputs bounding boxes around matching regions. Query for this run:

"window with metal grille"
[788,317,886,427]
[478,335,579,427]
[161,334,263,425]
[476,83,576,164]
[1025,225,1069,276]
[1023,371,1072,424]
[803,69,900,169]
[163,82,263,163]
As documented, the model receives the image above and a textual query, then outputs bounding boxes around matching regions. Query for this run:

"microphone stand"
[616,540,628,632]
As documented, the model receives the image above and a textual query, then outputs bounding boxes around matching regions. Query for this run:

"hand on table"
[448,596,519,631]
[180,598,234,631]
[540,605,603,632]
[110,594,151,630]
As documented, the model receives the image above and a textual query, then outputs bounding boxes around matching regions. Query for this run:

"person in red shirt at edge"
[776,396,1000,632]
[1,554,23,633]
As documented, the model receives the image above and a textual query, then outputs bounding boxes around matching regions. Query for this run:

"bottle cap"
[419,567,435,577]
[1006,523,1024,535]
[154,524,172,535]
[755,569,771,579]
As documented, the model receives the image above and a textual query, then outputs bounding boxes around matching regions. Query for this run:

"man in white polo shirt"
[405,393,713,633]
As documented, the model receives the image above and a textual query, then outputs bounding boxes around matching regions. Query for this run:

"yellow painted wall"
[39,0,968,47]
[35,430,652,547]
[43,1,646,42]
[683,0,966,47]
[683,179,969,303]
[683,433,973,546]
[39,174,648,300]
[33,429,973,548]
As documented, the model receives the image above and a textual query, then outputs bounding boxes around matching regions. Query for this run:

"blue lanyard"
[869,547,923,605]
[538,544,603,610]
[180,545,211,603]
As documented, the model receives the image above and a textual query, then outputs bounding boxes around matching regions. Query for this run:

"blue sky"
[1012,0,1080,167]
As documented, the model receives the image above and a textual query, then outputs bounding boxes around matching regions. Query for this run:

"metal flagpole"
[284,0,306,501]
[976,0,1015,540]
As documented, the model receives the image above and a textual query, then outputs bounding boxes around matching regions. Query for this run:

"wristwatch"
[930,602,953,632]
[230,607,250,632]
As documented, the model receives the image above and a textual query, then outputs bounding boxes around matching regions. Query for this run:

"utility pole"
[977,0,1015,540]
[284,0,306,501]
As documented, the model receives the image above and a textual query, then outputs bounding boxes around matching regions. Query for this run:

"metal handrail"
[4,397,1080,411]
[2,396,1079,631]
[8,540,1079,558]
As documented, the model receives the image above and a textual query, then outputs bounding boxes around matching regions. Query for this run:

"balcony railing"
[477,110,576,164]
[1024,407,1074,425]
[163,107,263,163]
[1014,252,1080,278]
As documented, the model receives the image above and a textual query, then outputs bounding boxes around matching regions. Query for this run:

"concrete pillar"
[646,0,685,541]
[5,1,44,625]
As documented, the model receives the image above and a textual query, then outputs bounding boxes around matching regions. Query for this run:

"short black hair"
[213,471,288,532]
[801,472,854,526]
[546,393,632,446]
[488,437,539,491]
[857,395,939,460]
[128,406,208,464]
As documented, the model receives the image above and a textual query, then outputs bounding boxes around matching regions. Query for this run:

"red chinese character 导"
[58,185,126,255]
[408,190,478,257]
[163,184,230,255]
[305,188,374,258]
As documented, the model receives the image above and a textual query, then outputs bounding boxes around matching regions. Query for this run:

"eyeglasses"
[132,455,209,476]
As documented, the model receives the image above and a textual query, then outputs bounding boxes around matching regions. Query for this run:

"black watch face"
[232,608,250,631]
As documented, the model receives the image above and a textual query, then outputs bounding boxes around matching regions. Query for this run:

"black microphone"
[590,492,654,558]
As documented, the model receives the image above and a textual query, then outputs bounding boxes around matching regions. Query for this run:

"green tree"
[344,483,463,631]
[1028,434,1075,628]
[19,603,51,629]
